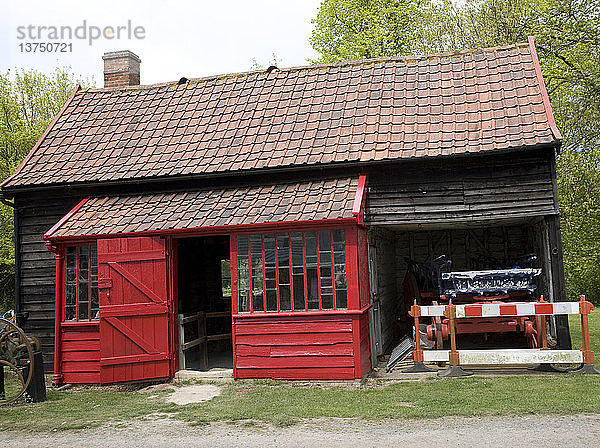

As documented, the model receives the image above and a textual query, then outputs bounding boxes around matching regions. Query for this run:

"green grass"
[1,311,599,432]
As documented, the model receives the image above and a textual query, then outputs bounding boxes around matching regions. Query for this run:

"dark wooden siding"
[365,150,558,225]
[15,194,81,370]
[368,227,401,352]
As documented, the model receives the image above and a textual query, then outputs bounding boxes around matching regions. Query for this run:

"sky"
[1,0,323,86]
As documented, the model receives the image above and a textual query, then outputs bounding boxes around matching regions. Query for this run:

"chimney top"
[103,50,141,88]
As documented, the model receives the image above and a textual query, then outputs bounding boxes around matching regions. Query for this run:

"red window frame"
[63,241,99,322]
[233,227,350,315]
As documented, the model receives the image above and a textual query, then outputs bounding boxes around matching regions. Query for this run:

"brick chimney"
[102,50,141,88]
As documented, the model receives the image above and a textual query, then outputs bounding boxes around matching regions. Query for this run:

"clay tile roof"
[3,39,560,189]
[46,177,358,238]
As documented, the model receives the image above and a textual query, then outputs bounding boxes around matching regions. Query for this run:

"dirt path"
[3,414,599,447]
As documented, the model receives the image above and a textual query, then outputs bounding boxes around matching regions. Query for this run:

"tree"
[558,150,600,302]
[310,0,444,63]
[0,67,90,313]
[310,0,600,301]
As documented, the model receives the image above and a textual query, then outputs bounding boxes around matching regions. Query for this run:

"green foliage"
[0,67,90,313]
[311,0,600,300]
[310,0,444,63]
[558,150,600,302]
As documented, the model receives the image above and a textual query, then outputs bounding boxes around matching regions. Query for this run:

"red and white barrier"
[419,301,581,318]
[405,295,598,376]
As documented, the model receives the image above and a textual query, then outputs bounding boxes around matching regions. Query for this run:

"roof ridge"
[83,41,531,94]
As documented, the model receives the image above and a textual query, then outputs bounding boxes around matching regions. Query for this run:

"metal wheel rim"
[0,318,34,406]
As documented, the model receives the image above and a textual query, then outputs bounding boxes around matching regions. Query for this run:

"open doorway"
[176,235,232,371]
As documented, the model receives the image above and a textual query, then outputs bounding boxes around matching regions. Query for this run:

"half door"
[97,236,171,383]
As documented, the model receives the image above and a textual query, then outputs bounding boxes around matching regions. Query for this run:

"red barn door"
[97,236,171,383]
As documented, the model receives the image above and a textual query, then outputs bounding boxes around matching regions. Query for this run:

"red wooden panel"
[62,340,100,352]
[61,331,100,341]
[61,361,99,373]
[63,372,101,383]
[234,319,352,335]
[61,351,100,362]
[235,332,353,346]
[357,227,370,309]
[235,344,354,357]
[235,367,355,380]
[98,236,171,384]
[236,355,354,369]
[345,226,360,310]
[359,313,372,375]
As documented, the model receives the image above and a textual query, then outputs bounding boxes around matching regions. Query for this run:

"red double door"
[97,236,173,383]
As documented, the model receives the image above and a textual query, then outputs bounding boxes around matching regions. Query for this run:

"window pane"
[277,234,291,311]
[291,232,305,311]
[319,231,333,309]
[78,246,89,320]
[333,230,347,309]
[250,235,264,312]
[264,234,277,311]
[65,247,77,321]
[237,235,251,312]
[90,244,99,320]
[305,232,319,310]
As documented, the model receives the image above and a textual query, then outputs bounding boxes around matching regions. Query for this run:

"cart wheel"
[0,318,34,407]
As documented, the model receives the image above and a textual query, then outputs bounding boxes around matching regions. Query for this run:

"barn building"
[0,39,567,384]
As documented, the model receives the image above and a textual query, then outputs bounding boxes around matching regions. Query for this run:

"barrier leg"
[402,300,435,373]
[438,299,472,378]
[573,296,600,375]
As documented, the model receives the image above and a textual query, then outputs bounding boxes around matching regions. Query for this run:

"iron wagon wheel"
[0,318,34,406]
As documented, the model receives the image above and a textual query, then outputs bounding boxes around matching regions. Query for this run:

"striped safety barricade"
[404,295,599,377]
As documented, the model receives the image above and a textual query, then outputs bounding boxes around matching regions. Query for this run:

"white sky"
[1,0,323,86]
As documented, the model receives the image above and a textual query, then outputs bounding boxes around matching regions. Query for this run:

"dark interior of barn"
[369,218,554,357]
[176,235,232,371]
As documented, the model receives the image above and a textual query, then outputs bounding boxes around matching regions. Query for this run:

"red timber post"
[349,174,372,377]
[166,237,178,376]
[230,234,238,379]
[46,242,65,386]
[345,224,362,378]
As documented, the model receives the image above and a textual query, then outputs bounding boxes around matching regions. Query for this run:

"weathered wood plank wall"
[365,150,558,225]
[15,194,81,369]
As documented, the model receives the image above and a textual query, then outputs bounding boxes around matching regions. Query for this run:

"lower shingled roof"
[46,177,359,239]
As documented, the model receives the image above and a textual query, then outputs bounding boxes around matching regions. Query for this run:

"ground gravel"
[3,414,599,447]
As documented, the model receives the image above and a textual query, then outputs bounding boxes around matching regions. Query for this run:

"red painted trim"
[330,231,336,310]
[352,174,368,225]
[232,304,371,319]
[528,36,563,141]
[261,234,267,312]
[45,197,89,241]
[345,225,360,310]
[352,316,361,377]
[316,231,322,311]
[60,321,99,328]
[274,233,280,312]
[46,217,358,242]
[1,85,81,189]
[52,248,65,386]
[288,233,294,311]
[230,234,238,379]
[302,232,308,311]
[248,235,253,313]
[166,236,178,377]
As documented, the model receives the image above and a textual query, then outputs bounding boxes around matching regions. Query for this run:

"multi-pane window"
[237,230,347,313]
[65,244,99,321]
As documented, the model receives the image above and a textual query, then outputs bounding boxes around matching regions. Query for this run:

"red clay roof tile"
[47,177,358,238]
[4,42,559,189]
